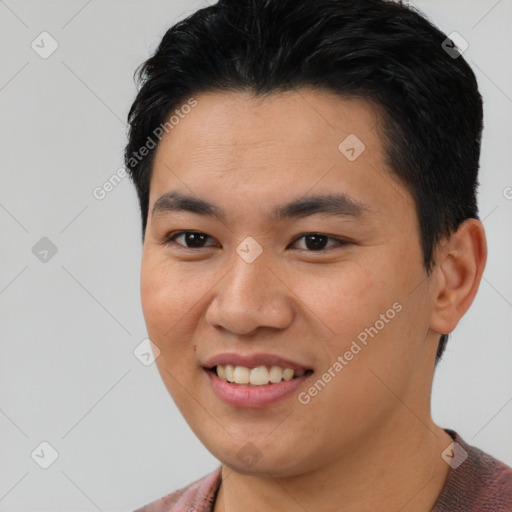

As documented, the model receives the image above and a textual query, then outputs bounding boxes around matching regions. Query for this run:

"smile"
[204,365,314,408]
[212,364,312,386]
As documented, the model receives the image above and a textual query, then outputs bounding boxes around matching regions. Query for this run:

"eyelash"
[163,231,349,252]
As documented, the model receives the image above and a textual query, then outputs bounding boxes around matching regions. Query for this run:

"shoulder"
[132,466,222,512]
[433,430,512,512]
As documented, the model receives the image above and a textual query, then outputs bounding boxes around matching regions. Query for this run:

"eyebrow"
[151,190,373,222]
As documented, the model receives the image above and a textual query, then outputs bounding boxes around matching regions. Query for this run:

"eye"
[164,231,348,252]
[165,231,218,249]
[290,233,347,251]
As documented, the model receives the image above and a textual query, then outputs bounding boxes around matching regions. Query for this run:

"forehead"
[155,89,383,165]
[149,89,412,221]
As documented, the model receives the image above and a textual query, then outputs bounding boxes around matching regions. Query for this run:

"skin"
[140,89,487,512]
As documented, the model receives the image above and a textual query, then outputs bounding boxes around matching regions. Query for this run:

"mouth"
[202,353,315,407]
[204,364,314,408]
[207,365,314,386]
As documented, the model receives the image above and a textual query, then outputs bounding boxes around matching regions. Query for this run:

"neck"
[214,418,453,512]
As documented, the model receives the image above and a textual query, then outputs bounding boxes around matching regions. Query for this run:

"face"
[140,89,439,477]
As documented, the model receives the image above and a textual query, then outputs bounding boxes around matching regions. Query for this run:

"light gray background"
[0,0,511,510]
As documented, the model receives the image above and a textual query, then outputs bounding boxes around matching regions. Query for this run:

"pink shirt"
[133,430,512,511]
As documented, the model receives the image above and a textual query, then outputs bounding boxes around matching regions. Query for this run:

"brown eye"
[291,233,347,251]
[166,231,217,248]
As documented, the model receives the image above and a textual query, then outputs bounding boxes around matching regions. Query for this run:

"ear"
[429,218,487,335]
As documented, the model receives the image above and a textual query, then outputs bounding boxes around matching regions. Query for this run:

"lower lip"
[205,369,312,408]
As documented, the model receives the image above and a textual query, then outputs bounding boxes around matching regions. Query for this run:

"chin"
[200,432,316,477]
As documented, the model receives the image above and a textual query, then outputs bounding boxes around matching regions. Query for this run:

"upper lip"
[203,353,311,371]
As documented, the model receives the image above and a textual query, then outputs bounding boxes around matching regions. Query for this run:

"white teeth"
[282,368,294,381]
[250,366,269,385]
[217,365,227,380]
[233,366,250,384]
[214,364,308,385]
[269,365,283,383]
[225,364,235,382]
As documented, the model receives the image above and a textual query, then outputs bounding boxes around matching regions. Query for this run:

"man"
[125,0,512,510]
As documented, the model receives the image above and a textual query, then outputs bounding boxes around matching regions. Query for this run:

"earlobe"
[429,219,487,335]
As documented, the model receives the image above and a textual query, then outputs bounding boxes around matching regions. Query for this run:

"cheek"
[140,257,203,402]
[294,252,421,374]
[292,260,400,341]
[140,254,197,350]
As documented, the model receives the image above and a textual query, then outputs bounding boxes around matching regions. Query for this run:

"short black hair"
[124,0,483,362]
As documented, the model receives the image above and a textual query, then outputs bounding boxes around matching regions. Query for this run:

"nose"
[205,252,295,336]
